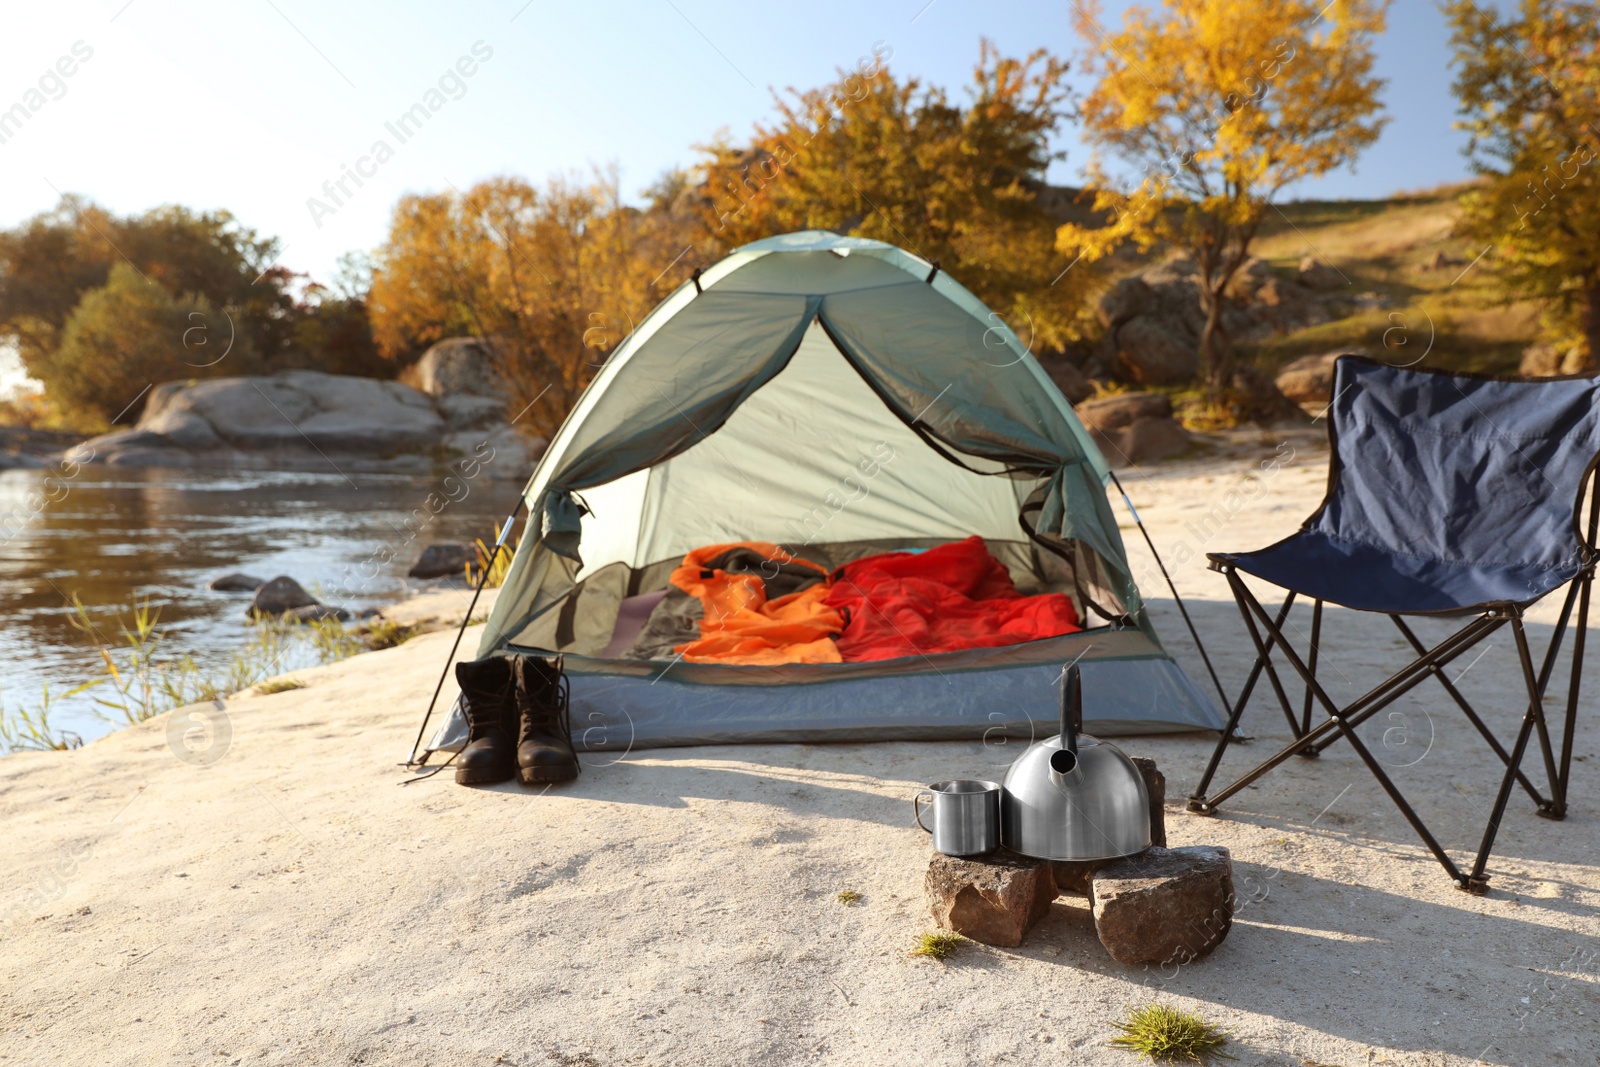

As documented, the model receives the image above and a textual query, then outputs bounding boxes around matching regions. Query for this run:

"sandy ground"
[4,432,1598,1067]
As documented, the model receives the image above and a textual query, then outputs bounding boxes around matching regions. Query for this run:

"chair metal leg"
[1188,586,1298,805]
[1195,574,1499,806]
[1247,590,1305,741]
[1301,600,1323,738]
[1556,568,1592,816]
[1385,614,1548,809]
[1230,582,1471,887]
[1200,587,1504,810]
[1299,615,1511,756]
[1467,615,1557,892]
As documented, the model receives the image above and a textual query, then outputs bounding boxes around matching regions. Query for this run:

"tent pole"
[404,499,527,771]
[1108,470,1229,713]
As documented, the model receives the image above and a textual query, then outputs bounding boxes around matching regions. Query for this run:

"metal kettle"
[1000,663,1152,861]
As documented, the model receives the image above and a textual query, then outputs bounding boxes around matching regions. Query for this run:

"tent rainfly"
[428,231,1223,758]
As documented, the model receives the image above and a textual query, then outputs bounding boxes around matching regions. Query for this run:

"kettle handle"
[1053,663,1083,775]
[913,791,934,833]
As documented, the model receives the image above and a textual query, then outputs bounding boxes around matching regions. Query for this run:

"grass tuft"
[358,617,424,650]
[470,521,520,589]
[836,890,862,906]
[909,930,965,961]
[1109,1003,1233,1063]
[255,678,306,695]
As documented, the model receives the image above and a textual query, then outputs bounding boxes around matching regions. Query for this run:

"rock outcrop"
[408,543,477,580]
[70,345,546,475]
[1093,254,1342,386]
[1275,351,1351,405]
[1076,393,1194,464]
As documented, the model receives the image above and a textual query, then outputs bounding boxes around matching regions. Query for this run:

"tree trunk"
[1198,285,1231,402]
[1581,280,1600,373]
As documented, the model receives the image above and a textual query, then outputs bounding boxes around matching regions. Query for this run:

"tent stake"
[1109,470,1230,713]
[404,499,527,772]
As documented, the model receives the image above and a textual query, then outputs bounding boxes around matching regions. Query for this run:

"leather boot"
[453,657,518,785]
[514,654,579,785]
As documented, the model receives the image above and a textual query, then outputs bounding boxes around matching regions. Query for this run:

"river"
[0,465,525,747]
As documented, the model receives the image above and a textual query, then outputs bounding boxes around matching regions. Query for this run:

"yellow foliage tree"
[1058,0,1389,401]
[1445,0,1600,366]
[368,173,703,437]
[698,41,1093,353]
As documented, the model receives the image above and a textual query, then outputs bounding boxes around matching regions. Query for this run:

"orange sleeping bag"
[670,542,844,665]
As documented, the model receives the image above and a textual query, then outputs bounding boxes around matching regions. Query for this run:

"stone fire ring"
[921,759,1236,965]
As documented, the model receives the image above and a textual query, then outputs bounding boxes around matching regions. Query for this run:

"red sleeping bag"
[824,536,1081,663]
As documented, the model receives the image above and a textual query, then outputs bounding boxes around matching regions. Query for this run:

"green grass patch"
[836,890,863,906]
[909,930,965,960]
[359,617,425,650]
[1109,1003,1233,1063]
[255,678,306,695]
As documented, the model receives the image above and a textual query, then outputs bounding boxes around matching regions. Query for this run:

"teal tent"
[436,231,1222,755]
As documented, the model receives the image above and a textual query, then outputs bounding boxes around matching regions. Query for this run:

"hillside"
[1241,187,1541,376]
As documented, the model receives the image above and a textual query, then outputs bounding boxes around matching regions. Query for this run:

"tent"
[431,231,1222,757]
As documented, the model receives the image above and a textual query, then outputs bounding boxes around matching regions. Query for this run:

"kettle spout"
[1048,746,1078,781]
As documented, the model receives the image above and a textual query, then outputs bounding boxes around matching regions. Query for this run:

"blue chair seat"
[1211,531,1581,616]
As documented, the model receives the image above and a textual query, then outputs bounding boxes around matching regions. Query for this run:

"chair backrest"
[1314,356,1600,578]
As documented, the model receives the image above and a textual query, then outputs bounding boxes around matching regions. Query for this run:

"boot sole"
[520,766,578,785]
[455,765,516,786]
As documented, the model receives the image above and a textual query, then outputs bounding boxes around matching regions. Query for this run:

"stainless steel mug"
[913,779,1001,856]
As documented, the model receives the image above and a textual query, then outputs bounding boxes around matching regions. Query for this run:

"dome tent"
[431,231,1222,756]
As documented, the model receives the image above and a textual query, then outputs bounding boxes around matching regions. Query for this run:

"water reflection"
[0,466,523,745]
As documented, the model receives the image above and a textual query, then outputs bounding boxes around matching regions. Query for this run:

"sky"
[0,0,1472,386]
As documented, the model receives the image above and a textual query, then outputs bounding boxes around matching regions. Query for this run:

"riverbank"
[2,446,1596,1066]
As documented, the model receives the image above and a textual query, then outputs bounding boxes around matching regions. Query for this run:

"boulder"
[1077,392,1174,431]
[1090,845,1234,966]
[248,576,319,617]
[409,543,477,580]
[1229,365,1307,426]
[415,338,501,397]
[208,573,265,593]
[1274,351,1352,406]
[1113,316,1200,385]
[442,426,547,478]
[1077,393,1194,464]
[1096,275,1153,329]
[82,372,446,467]
[435,393,506,431]
[1297,256,1344,290]
[925,848,1057,947]
[1042,359,1093,404]
[1223,257,1274,300]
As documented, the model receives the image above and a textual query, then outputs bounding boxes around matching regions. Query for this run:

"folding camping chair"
[1187,355,1600,893]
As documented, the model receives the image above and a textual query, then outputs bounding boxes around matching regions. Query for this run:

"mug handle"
[913,791,934,833]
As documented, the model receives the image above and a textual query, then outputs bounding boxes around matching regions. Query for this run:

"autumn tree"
[1446,0,1600,366]
[46,262,252,425]
[697,41,1092,353]
[0,197,293,379]
[367,172,704,436]
[1057,0,1389,402]
[0,196,388,425]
